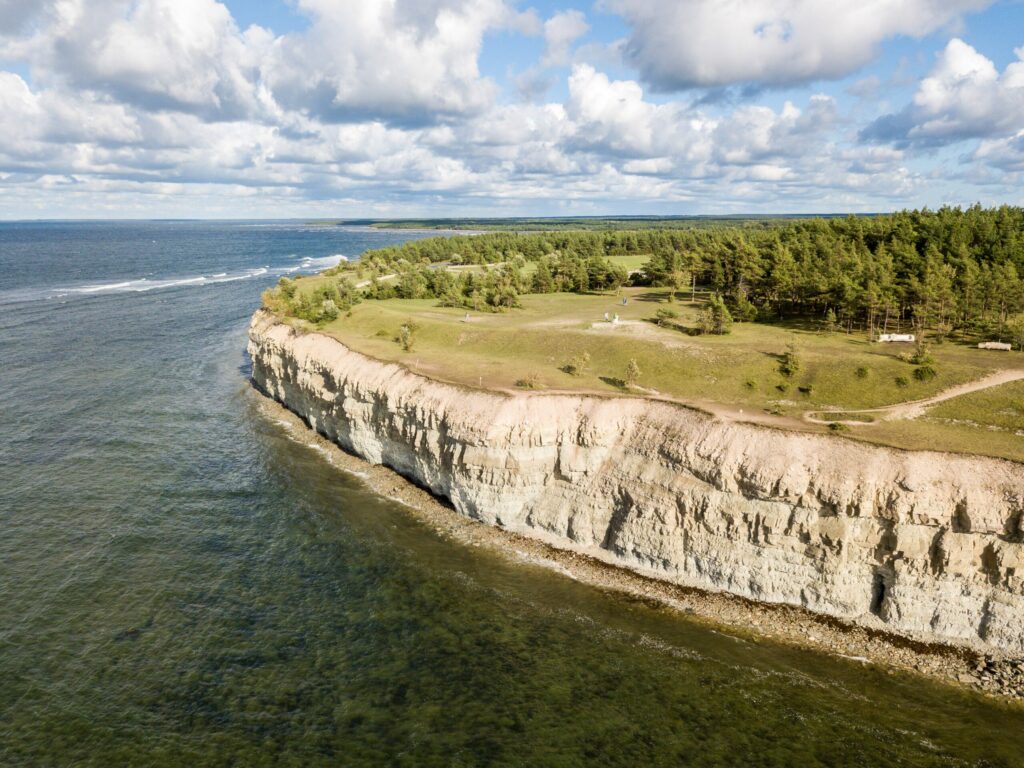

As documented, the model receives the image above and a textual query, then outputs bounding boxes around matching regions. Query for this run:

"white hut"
[878,333,915,343]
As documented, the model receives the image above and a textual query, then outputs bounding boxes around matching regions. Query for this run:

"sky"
[0,0,1022,219]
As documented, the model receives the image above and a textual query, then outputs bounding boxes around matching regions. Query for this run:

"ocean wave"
[61,268,270,296]
[298,253,348,270]
[4,252,350,306]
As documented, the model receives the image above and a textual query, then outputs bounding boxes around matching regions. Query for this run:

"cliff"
[248,310,1024,654]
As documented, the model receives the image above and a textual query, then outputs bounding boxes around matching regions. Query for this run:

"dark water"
[1,221,1022,767]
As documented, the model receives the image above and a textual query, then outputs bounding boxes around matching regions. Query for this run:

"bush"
[854,366,869,379]
[744,379,756,390]
[278,277,297,299]
[563,351,592,377]
[731,291,758,322]
[895,375,909,388]
[515,372,541,389]
[909,342,933,366]
[778,342,801,378]
[625,358,641,388]
[776,383,789,393]
[396,319,419,351]
[828,422,849,432]
[798,385,813,396]
[913,365,937,382]
[320,298,339,322]
[822,308,838,335]
[698,294,733,335]
[655,308,679,327]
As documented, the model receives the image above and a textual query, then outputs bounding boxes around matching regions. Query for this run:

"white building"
[878,333,915,343]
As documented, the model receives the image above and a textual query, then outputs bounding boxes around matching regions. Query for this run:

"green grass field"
[276,280,1024,462]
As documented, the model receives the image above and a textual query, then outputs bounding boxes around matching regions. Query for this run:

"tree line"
[279,206,1024,340]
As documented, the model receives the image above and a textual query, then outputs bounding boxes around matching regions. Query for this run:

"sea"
[1,220,1022,766]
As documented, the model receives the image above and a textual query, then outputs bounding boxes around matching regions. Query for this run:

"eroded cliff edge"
[248,310,1024,654]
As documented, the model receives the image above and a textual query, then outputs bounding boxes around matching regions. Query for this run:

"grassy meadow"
[274,278,1024,462]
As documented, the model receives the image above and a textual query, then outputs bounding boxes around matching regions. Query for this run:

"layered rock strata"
[249,310,1024,653]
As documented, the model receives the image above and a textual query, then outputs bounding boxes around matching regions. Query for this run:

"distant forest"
[318,214,836,232]
[322,206,1022,337]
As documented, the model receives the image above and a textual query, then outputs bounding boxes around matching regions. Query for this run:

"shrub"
[776,383,789,393]
[895,375,909,388]
[320,298,339,322]
[822,308,838,335]
[697,294,733,335]
[515,372,541,389]
[731,291,758,322]
[798,385,813,396]
[277,277,297,299]
[778,342,801,378]
[855,366,869,379]
[744,379,756,390]
[625,358,641,388]
[563,351,592,377]
[909,342,933,366]
[913,365,937,382]
[655,308,679,327]
[396,319,419,352]
[828,422,849,432]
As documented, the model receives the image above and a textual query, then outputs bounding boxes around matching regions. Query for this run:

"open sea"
[2,220,1023,767]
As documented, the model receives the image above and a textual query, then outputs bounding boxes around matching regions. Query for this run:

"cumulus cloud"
[0,0,1014,215]
[265,0,524,126]
[862,39,1024,148]
[972,133,1024,174]
[605,0,992,89]
[19,0,272,119]
[541,9,589,67]
[512,8,589,100]
[0,0,55,36]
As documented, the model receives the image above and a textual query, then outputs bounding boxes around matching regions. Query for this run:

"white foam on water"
[77,281,134,293]
[298,254,347,270]
[49,265,275,299]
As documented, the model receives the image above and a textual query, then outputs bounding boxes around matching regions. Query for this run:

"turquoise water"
[1,221,1022,766]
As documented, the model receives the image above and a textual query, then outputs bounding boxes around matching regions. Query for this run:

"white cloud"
[541,9,588,67]
[974,132,1024,173]
[265,0,522,125]
[605,0,992,89]
[862,39,1024,147]
[21,0,272,119]
[0,2,1016,216]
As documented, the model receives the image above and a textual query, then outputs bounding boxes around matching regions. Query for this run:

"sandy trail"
[354,273,396,288]
[805,368,1024,425]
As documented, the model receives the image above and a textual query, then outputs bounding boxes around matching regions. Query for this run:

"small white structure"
[878,333,915,343]
[604,312,610,321]
[979,341,1013,351]
[612,313,620,324]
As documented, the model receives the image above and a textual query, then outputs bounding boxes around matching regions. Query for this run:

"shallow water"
[1,221,1022,767]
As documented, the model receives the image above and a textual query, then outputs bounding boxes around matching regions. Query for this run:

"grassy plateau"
[272,276,1024,464]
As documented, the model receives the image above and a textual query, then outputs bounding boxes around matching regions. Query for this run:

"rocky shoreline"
[255,391,1024,703]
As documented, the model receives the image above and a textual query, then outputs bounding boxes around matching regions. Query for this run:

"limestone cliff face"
[249,310,1024,653]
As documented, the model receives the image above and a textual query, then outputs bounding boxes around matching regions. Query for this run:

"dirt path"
[805,369,1024,425]
[354,273,396,289]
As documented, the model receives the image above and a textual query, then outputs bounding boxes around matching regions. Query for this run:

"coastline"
[253,387,1024,703]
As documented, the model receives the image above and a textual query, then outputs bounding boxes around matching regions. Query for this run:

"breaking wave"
[3,253,347,305]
